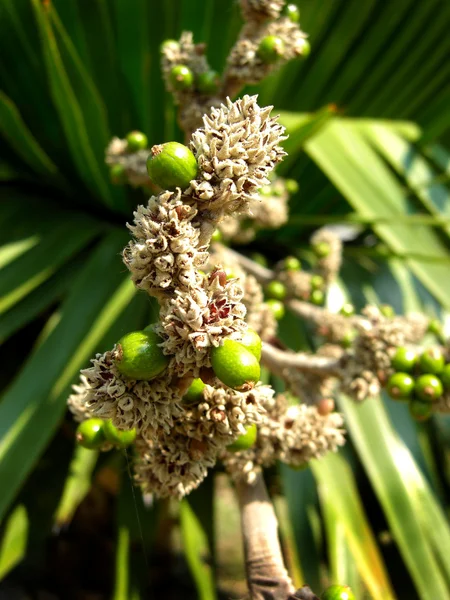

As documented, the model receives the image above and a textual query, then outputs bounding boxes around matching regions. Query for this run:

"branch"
[218,243,273,284]
[235,471,295,600]
[261,342,343,376]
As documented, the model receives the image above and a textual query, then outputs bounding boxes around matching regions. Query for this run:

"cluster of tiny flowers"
[189,95,287,214]
[241,0,285,20]
[105,137,150,187]
[222,394,345,484]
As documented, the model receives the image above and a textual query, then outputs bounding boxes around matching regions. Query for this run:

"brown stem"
[261,342,343,376]
[235,472,295,600]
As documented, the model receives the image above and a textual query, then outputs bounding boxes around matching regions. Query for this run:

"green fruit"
[146,142,198,191]
[169,64,194,90]
[391,347,417,373]
[160,39,179,53]
[310,289,325,306]
[183,378,206,405]
[380,303,395,318]
[419,347,445,374]
[341,330,356,349]
[103,420,136,448]
[115,330,169,381]
[266,299,285,320]
[211,229,222,243]
[211,339,260,391]
[197,70,220,94]
[321,585,355,600]
[301,39,311,58]
[415,374,443,402]
[126,131,148,152]
[76,419,106,450]
[265,280,287,300]
[428,318,442,336]
[259,185,272,196]
[340,303,355,317]
[311,274,325,289]
[386,373,414,401]
[251,252,268,267]
[227,424,257,452]
[312,241,330,258]
[257,36,285,64]
[109,163,126,184]
[282,4,300,23]
[240,328,262,360]
[284,256,301,271]
[285,179,299,194]
[440,364,450,389]
[409,399,433,422]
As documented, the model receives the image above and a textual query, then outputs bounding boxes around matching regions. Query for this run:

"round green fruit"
[240,328,262,360]
[312,241,330,258]
[321,585,355,600]
[115,330,169,381]
[126,130,148,152]
[285,179,299,194]
[440,364,450,389]
[265,280,287,300]
[109,163,126,184]
[311,274,325,290]
[183,378,206,405]
[266,299,285,320]
[428,318,442,336]
[409,399,433,422]
[341,330,356,349]
[301,39,311,58]
[251,252,268,267]
[210,339,260,391]
[169,64,194,91]
[415,374,444,402]
[391,347,417,373]
[103,420,136,448]
[160,39,179,53]
[284,256,301,271]
[419,347,445,374]
[282,4,300,23]
[379,303,395,318]
[386,373,414,401]
[197,70,220,94]
[310,289,325,306]
[76,419,106,450]
[340,303,355,317]
[257,36,285,64]
[211,229,222,243]
[146,142,198,191]
[227,424,257,452]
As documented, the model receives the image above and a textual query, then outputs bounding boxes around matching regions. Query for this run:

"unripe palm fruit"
[103,420,136,448]
[301,40,311,58]
[266,299,285,320]
[440,364,450,389]
[415,374,443,402]
[227,424,257,452]
[183,378,206,405]
[285,179,299,194]
[76,419,106,450]
[240,328,262,360]
[210,339,260,391]
[257,36,285,64]
[197,70,220,94]
[321,585,355,600]
[340,303,355,317]
[169,64,194,91]
[311,274,325,289]
[126,131,148,152]
[419,347,445,374]
[110,163,126,184]
[380,303,395,318]
[409,399,432,422]
[211,229,222,243]
[341,329,356,348]
[265,280,286,300]
[391,347,417,373]
[115,330,169,381]
[146,142,198,191]
[386,373,414,400]
[310,289,325,306]
[284,256,301,271]
[427,318,442,336]
[312,241,330,258]
[282,4,300,23]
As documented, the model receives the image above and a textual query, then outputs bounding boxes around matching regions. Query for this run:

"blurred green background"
[1,1,450,598]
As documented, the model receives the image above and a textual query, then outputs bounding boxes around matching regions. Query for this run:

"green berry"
[322,585,355,600]
[415,374,443,402]
[312,241,330,258]
[211,339,260,391]
[311,274,325,289]
[301,39,311,58]
[211,229,222,243]
[310,289,325,306]
[340,303,355,317]
[146,142,198,191]
[109,163,126,184]
[284,256,301,271]
[251,252,268,267]
[76,419,106,450]
[282,4,300,23]
[266,299,285,320]
[284,179,299,194]
[409,399,433,422]
[265,280,286,300]
[169,64,194,91]
[391,347,417,373]
[341,330,356,348]
[115,330,169,381]
[257,36,285,64]
[227,424,257,452]
[160,39,180,53]
[183,378,206,405]
[197,70,220,94]
[103,420,136,448]
[380,304,395,318]
[126,131,148,152]
[240,328,262,360]
[440,364,450,389]
[419,347,445,374]
[386,373,414,401]
[428,318,442,336]
[259,185,273,196]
